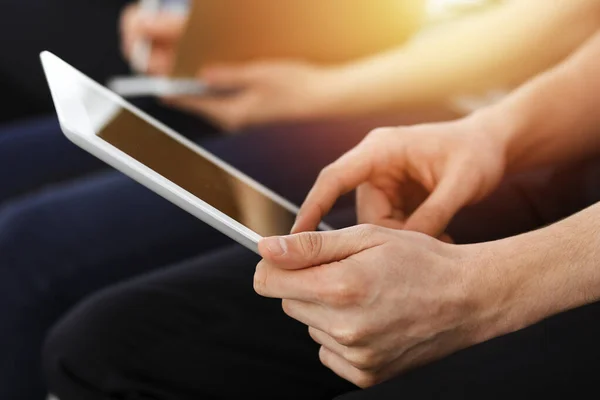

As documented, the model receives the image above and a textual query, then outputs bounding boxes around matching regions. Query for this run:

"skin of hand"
[292,115,507,238]
[120,3,188,75]
[252,225,529,387]
[163,61,341,131]
[255,201,600,387]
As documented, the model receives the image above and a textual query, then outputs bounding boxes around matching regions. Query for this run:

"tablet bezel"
[40,51,328,254]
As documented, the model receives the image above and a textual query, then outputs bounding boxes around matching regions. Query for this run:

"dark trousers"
[43,158,600,400]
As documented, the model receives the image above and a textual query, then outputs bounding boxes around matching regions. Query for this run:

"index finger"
[292,146,374,233]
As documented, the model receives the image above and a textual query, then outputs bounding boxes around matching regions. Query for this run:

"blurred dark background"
[0,0,133,123]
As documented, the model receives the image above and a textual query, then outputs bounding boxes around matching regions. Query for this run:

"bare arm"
[474,201,600,341]
[476,30,600,172]
[325,0,600,115]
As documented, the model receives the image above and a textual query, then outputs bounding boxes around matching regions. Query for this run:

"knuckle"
[320,278,361,307]
[317,164,335,181]
[318,164,344,188]
[345,348,382,371]
[308,326,319,342]
[330,325,363,347]
[336,280,360,305]
[298,232,323,259]
[318,346,330,366]
[423,203,449,220]
[281,299,294,317]
[366,127,394,141]
[357,223,383,239]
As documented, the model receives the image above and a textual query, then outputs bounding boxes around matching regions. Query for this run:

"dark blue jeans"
[0,112,428,400]
[0,116,106,203]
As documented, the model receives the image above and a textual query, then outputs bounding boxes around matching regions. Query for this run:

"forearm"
[475,30,600,173]
[476,202,600,340]
[324,0,600,115]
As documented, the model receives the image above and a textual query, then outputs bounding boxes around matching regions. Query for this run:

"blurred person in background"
[43,24,600,400]
[2,0,600,399]
[131,0,600,129]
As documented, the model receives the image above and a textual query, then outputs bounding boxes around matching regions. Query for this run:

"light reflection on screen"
[77,84,298,238]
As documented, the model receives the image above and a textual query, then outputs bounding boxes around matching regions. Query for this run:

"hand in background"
[163,61,341,131]
[120,3,188,75]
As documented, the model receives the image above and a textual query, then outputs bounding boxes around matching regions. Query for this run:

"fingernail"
[264,237,287,256]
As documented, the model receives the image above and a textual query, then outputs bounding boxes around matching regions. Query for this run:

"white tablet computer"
[40,51,330,254]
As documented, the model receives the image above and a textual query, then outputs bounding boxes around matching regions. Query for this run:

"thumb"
[258,226,384,270]
[403,174,470,237]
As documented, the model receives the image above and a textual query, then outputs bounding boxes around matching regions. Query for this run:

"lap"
[44,245,355,400]
[45,245,600,400]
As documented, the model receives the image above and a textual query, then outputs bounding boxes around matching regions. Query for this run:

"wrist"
[465,105,524,174]
[459,236,544,345]
[464,216,600,344]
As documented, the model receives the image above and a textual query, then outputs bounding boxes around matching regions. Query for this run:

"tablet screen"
[78,84,298,238]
